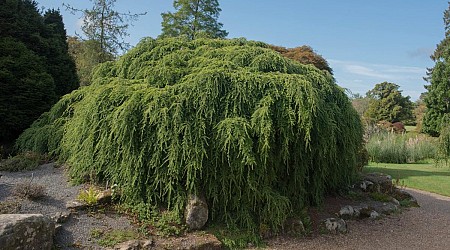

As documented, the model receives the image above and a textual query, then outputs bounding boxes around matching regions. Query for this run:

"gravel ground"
[2,164,450,249]
[262,188,450,250]
[0,163,135,249]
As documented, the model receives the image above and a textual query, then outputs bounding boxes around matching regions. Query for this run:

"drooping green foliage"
[365,82,414,123]
[17,37,363,231]
[161,0,228,39]
[0,0,78,142]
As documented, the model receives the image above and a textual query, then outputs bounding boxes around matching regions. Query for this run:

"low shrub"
[366,132,437,164]
[118,203,185,237]
[0,151,47,171]
[0,200,21,214]
[435,125,450,166]
[90,228,139,247]
[13,182,46,200]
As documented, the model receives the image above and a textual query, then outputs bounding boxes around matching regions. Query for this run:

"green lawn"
[404,125,417,133]
[363,162,450,197]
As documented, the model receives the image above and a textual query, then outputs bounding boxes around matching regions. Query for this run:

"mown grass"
[363,162,450,197]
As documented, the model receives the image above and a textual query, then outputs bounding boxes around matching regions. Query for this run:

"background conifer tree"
[160,0,228,39]
[0,0,78,147]
[422,3,450,136]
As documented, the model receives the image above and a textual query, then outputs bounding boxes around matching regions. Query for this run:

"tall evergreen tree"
[160,0,228,40]
[0,38,56,141]
[422,3,450,136]
[64,0,146,61]
[43,9,79,96]
[0,0,78,142]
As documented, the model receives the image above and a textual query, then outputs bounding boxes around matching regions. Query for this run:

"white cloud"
[343,64,390,78]
[328,59,427,100]
[408,47,434,59]
[76,18,83,32]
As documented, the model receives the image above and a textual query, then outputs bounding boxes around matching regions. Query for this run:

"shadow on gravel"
[35,195,66,209]
[0,183,13,200]
[54,226,76,249]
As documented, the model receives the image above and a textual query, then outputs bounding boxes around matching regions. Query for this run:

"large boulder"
[392,189,419,207]
[185,195,209,230]
[363,172,394,193]
[323,218,347,234]
[0,214,55,250]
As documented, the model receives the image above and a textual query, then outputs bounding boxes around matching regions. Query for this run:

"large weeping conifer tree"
[17,37,363,231]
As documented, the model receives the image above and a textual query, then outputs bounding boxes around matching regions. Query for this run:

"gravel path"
[0,163,135,249]
[264,188,450,250]
[2,164,450,249]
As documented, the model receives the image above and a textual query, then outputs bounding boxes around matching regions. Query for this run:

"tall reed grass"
[366,132,437,164]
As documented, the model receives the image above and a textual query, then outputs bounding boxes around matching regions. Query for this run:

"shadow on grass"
[363,166,450,179]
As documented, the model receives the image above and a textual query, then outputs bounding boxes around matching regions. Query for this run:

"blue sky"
[38,0,449,100]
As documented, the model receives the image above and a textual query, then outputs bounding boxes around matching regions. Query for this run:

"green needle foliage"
[17,37,363,232]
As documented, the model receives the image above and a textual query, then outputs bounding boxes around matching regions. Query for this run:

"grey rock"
[185,194,208,230]
[0,214,55,250]
[52,211,71,223]
[65,200,87,210]
[55,223,63,232]
[392,189,420,207]
[97,189,112,204]
[323,218,347,234]
[363,172,394,193]
[339,205,356,219]
[391,198,400,206]
[111,239,153,250]
[283,218,305,236]
[360,180,374,192]
[370,211,380,219]
[371,202,398,215]
[355,204,372,218]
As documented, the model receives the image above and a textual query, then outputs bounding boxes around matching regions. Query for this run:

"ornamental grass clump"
[16,37,363,231]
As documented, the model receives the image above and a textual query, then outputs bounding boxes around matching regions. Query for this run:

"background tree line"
[0,0,78,148]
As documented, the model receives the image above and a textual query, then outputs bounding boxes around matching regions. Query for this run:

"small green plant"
[77,186,101,206]
[90,228,104,238]
[393,177,407,189]
[118,203,185,237]
[369,192,392,202]
[345,190,366,201]
[211,226,264,249]
[0,200,21,214]
[97,229,139,247]
[399,199,419,208]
